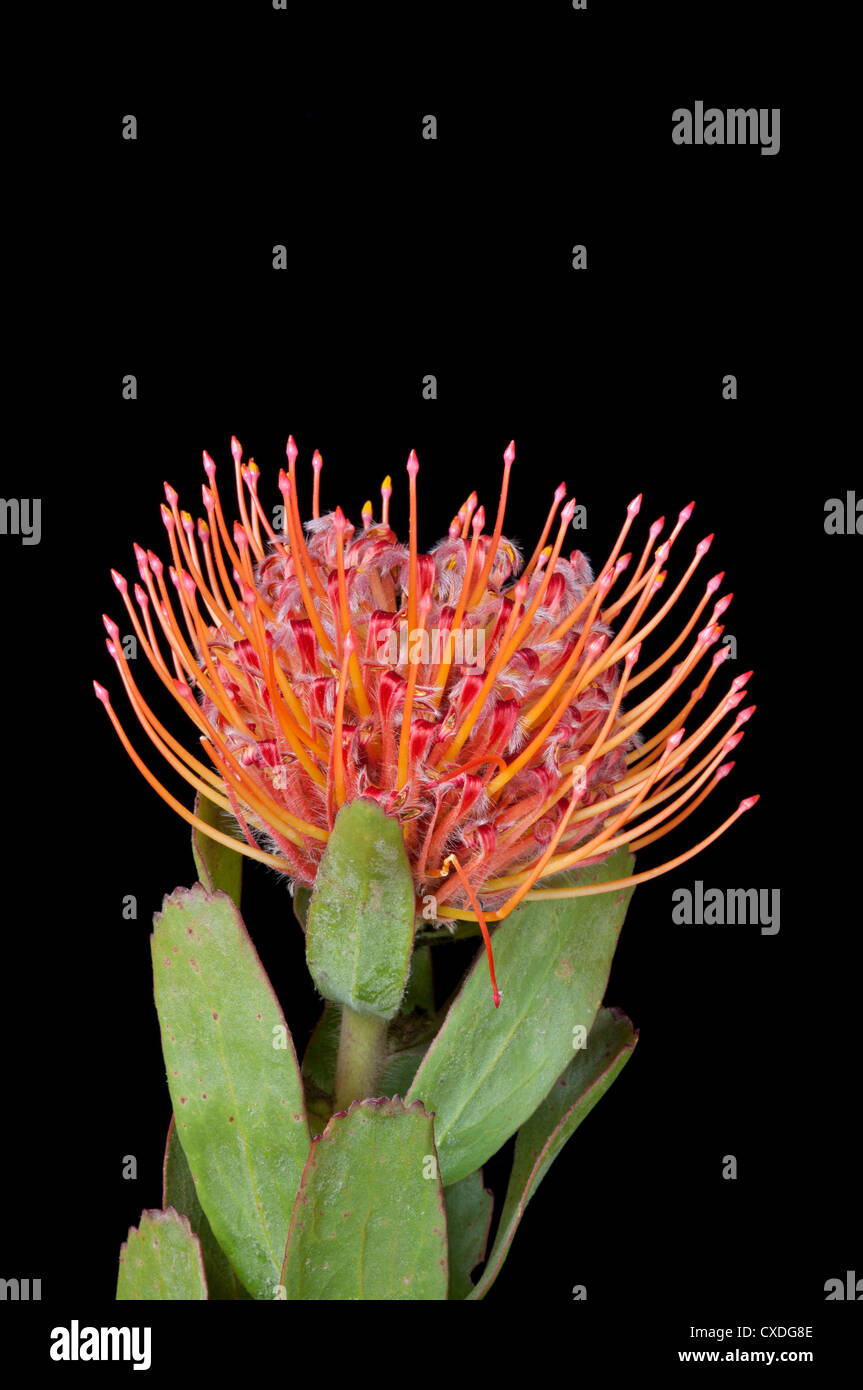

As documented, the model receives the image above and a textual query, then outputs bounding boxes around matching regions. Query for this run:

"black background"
[3,2,858,1370]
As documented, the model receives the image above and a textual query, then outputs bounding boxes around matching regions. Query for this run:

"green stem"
[332,1006,388,1113]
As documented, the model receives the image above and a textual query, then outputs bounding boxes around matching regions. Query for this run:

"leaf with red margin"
[468,1006,637,1299]
[281,1097,448,1300]
[116,1207,207,1300]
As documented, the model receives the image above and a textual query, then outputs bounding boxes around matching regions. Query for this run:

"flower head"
[96,438,757,1005]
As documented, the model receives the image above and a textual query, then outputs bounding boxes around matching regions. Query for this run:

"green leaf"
[281,1097,448,1300]
[302,1002,342,1095]
[469,1006,637,1299]
[306,797,416,1019]
[162,1118,251,1300]
[406,847,635,1186]
[402,942,435,1012]
[117,1208,207,1300]
[152,885,311,1300]
[292,884,312,930]
[444,1169,493,1300]
[378,1045,427,1096]
[192,791,244,907]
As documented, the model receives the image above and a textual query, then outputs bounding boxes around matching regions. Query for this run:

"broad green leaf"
[117,1208,207,1300]
[469,1006,637,1299]
[444,1169,493,1300]
[192,791,243,906]
[406,847,635,1185]
[281,1098,448,1300]
[152,885,310,1299]
[306,797,416,1018]
[162,1117,251,1300]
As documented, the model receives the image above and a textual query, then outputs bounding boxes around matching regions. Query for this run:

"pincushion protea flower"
[95,437,757,1007]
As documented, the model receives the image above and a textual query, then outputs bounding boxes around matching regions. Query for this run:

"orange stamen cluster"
[96,436,758,1007]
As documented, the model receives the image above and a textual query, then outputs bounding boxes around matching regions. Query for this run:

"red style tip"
[514,576,529,604]
[649,517,665,540]
[174,679,194,700]
[102,613,119,640]
[678,500,695,524]
[723,732,744,753]
[716,761,735,780]
[731,670,753,692]
[739,795,760,812]
[333,505,346,531]
[111,569,128,594]
[202,451,216,479]
[344,629,355,656]
[628,494,643,518]
[492,988,501,1009]
[706,571,725,595]
[615,553,632,576]
[667,728,686,751]
[561,498,577,525]
[286,437,299,466]
[201,485,215,512]
[472,506,486,534]
[735,704,756,726]
[93,681,110,704]
[712,646,731,668]
[230,437,242,464]
[278,468,290,496]
[626,642,642,666]
[406,449,420,478]
[598,567,615,593]
[696,533,714,557]
[164,482,178,507]
[312,450,323,473]
[554,482,567,503]
[712,593,733,619]
[655,540,671,565]
[504,440,516,467]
